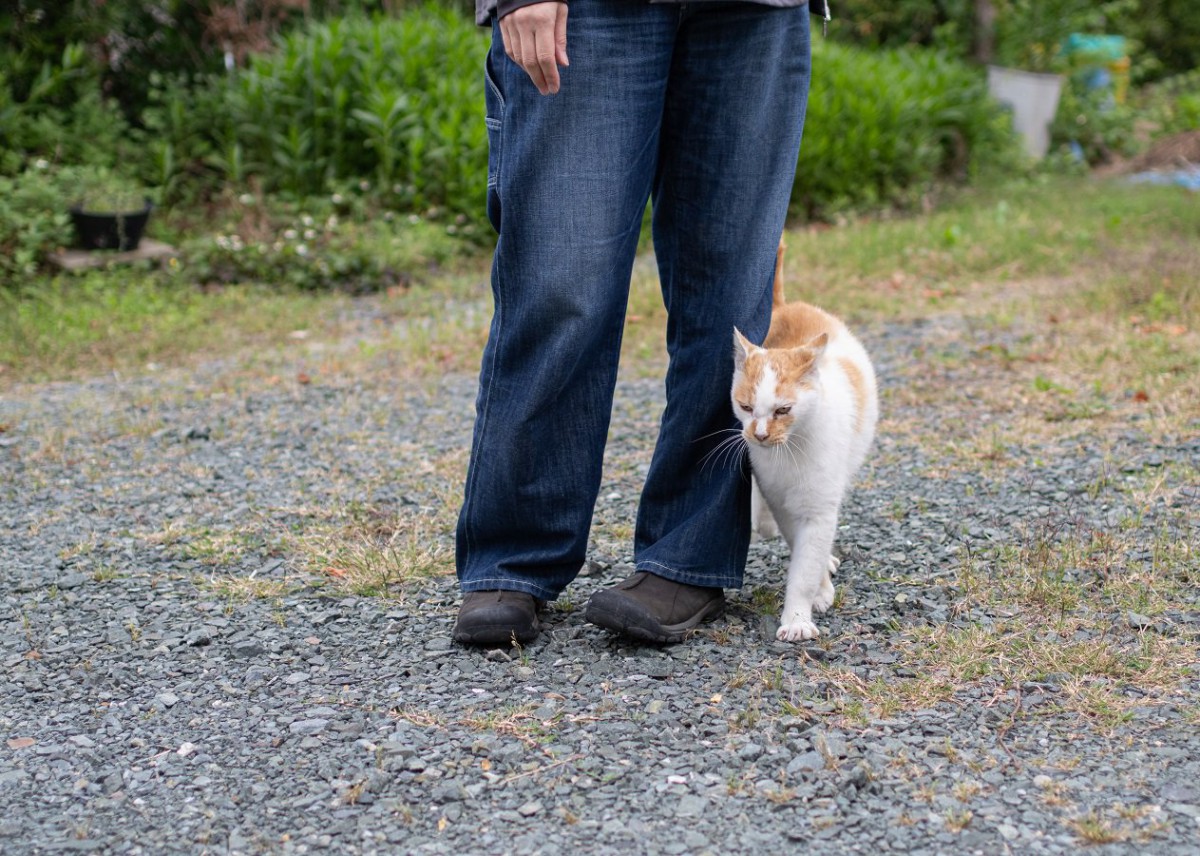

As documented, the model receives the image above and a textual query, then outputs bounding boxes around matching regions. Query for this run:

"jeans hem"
[459,577,564,601]
[635,559,741,590]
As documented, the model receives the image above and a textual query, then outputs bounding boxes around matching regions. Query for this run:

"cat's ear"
[733,328,754,372]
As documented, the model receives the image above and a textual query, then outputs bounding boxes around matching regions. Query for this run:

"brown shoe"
[585,571,725,643]
[453,590,541,647]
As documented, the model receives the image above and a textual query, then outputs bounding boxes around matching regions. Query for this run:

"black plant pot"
[70,199,154,252]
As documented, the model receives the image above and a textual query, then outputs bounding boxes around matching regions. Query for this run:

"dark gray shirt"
[476,0,828,27]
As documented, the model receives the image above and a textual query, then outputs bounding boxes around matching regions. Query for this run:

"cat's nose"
[754,422,769,441]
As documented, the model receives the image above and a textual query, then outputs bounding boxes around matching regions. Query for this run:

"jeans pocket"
[484,46,505,232]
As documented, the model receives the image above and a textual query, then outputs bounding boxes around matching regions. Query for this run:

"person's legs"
[636,3,812,586]
[587,3,812,641]
[456,4,677,614]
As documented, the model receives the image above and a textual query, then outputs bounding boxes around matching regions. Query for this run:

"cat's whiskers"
[699,430,748,474]
[781,433,817,469]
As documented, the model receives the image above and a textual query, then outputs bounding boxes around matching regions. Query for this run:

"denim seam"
[463,40,509,575]
[636,559,740,588]
[461,577,559,600]
[484,118,502,190]
[462,246,504,575]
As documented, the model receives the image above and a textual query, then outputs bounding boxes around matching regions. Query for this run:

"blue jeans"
[457,0,812,600]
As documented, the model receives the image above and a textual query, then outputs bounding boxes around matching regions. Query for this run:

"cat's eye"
[774,406,792,416]
[738,403,753,413]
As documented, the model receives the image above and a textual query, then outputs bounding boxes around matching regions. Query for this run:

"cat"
[731,244,878,642]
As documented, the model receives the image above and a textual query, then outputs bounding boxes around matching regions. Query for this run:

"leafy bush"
[0,40,133,174]
[0,163,75,279]
[830,0,1200,83]
[1049,82,1137,165]
[177,189,464,292]
[793,42,1020,218]
[208,8,488,218]
[1141,70,1200,138]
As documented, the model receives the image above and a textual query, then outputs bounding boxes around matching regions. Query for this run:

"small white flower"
[359,181,370,192]
[331,193,344,205]
[284,229,298,241]
[326,215,338,230]
[238,193,254,205]
[408,214,421,225]
[295,244,309,257]
[301,214,314,227]
[34,158,49,170]
[383,211,395,222]
[303,229,316,241]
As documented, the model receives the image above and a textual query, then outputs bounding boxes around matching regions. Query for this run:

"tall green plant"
[221,8,488,217]
[794,42,1019,218]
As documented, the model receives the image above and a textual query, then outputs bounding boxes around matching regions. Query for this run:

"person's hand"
[499,2,569,96]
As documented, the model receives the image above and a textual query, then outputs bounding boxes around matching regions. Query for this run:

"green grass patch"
[779,177,1200,323]
[0,271,344,382]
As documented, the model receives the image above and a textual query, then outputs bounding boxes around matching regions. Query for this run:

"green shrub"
[1049,82,1137,165]
[0,41,133,174]
[178,190,463,292]
[0,164,74,280]
[1141,69,1200,138]
[794,42,1020,218]
[212,7,488,218]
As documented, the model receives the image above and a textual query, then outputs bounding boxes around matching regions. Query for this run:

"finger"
[517,26,550,94]
[555,5,569,68]
[500,17,520,65]
[533,27,560,94]
[518,35,549,94]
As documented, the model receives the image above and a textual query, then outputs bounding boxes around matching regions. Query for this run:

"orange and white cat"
[732,246,878,641]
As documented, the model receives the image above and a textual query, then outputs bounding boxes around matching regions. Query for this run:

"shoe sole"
[584,597,725,644]
[452,623,540,647]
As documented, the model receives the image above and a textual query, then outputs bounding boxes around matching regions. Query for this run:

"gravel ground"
[1,305,1198,855]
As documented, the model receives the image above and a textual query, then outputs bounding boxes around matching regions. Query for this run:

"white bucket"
[987,66,1065,159]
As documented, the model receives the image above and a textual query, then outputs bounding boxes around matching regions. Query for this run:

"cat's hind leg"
[811,555,840,613]
[750,477,780,541]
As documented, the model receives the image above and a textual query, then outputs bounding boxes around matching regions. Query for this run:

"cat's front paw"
[776,618,821,642]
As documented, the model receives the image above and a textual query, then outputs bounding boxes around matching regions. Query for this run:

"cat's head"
[731,328,827,446]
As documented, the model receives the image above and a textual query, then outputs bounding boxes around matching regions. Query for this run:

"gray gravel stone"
[0,312,1196,855]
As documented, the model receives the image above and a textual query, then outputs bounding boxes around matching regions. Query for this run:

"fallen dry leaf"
[7,737,35,750]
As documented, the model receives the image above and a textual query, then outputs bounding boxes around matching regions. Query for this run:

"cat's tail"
[773,237,787,309]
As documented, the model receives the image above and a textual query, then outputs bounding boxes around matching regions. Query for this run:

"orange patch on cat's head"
[731,328,766,412]
[773,333,826,387]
